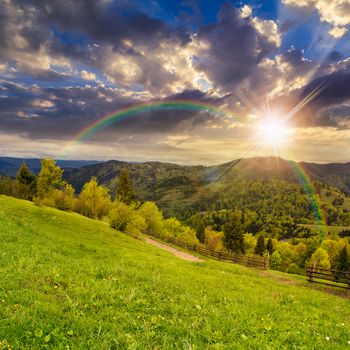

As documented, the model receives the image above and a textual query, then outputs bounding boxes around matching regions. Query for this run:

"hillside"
[1,195,350,349]
[61,157,350,226]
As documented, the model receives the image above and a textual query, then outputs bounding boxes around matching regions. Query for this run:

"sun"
[258,119,291,146]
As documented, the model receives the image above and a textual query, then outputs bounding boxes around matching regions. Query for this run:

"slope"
[1,195,350,349]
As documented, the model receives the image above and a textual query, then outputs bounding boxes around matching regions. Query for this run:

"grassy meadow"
[1,195,350,349]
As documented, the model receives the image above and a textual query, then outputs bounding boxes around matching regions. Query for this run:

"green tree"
[334,246,349,272]
[309,247,331,269]
[15,163,37,200]
[79,177,111,219]
[243,233,257,254]
[116,168,135,205]
[139,201,164,235]
[255,235,265,256]
[195,221,206,243]
[0,176,16,196]
[37,159,65,198]
[223,214,245,253]
[270,251,282,270]
[266,238,274,255]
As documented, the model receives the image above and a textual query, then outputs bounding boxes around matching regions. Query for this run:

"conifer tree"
[266,237,274,255]
[335,246,349,272]
[255,235,265,256]
[223,213,245,253]
[116,168,135,205]
[15,162,37,200]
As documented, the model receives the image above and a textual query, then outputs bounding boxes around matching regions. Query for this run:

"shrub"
[204,227,224,251]
[109,201,146,238]
[138,201,164,235]
[270,251,282,270]
[163,217,199,245]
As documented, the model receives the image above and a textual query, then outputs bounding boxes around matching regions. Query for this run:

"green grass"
[1,196,350,349]
[299,224,350,234]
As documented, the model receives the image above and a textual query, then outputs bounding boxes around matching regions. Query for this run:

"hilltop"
[1,195,350,349]
[59,156,350,226]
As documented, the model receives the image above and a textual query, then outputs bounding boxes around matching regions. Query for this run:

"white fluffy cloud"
[283,0,350,37]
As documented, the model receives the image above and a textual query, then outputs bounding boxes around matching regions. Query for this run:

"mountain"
[0,157,102,177]
[63,156,350,194]
[62,156,350,224]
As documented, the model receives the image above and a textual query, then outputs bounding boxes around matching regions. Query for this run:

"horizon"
[1,1,350,163]
[1,154,349,167]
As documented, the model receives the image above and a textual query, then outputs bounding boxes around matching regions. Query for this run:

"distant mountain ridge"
[0,157,102,177]
[1,156,349,194]
[62,156,350,194]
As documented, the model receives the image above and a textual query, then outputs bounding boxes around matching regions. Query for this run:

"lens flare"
[258,119,291,145]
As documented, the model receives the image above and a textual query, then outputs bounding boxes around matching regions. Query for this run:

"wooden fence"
[306,266,350,289]
[149,233,269,270]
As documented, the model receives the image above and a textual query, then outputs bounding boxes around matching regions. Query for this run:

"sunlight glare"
[259,119,291,146]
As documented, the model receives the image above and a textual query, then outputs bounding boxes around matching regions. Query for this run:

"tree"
[255,235,265,256]
[204,227,224,251]
[334,246,349,272]
[36,159,65,198]
[15,163,37,200]
[78,177,111,219]
[309,248,331,269]
[266,238,274,255]
[223,214,245,253]
[0,176,16,196]
[243,233,257,254]
[195,221,206,243]
[270,251,282,270]
[138,201,164,235]
[116,168,135,205]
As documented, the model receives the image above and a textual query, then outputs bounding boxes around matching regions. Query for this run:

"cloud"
[193,3,280,92]
[283,0,350,37]
[80,70,97,81]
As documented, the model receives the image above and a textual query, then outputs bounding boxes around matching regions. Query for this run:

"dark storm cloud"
[196,3,279,90]
[302,64,350,108]
[0,82,225,140]
[296,61,350,128]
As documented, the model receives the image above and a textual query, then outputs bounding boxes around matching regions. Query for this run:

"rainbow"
[289,160,325,241]
[62,100,240,157]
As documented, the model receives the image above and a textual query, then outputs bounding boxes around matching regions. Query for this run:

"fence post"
[264,255,269,270]
[307,263,315,282]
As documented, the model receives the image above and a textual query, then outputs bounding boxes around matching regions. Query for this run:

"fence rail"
[306,266,350,289]
[149,233,268,270]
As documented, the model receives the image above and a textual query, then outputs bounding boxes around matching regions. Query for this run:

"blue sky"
[0,0,349,164]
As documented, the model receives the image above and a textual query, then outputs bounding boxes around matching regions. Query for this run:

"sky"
[0,0,350,165]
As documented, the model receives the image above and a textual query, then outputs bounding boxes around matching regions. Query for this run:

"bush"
[109,201,146,238]
[138,201,164,235]
[163,217,199,245]
[270,251,282,270]
[204,227,224,251]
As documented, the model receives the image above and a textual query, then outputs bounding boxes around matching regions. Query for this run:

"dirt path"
[145,238,204,262]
